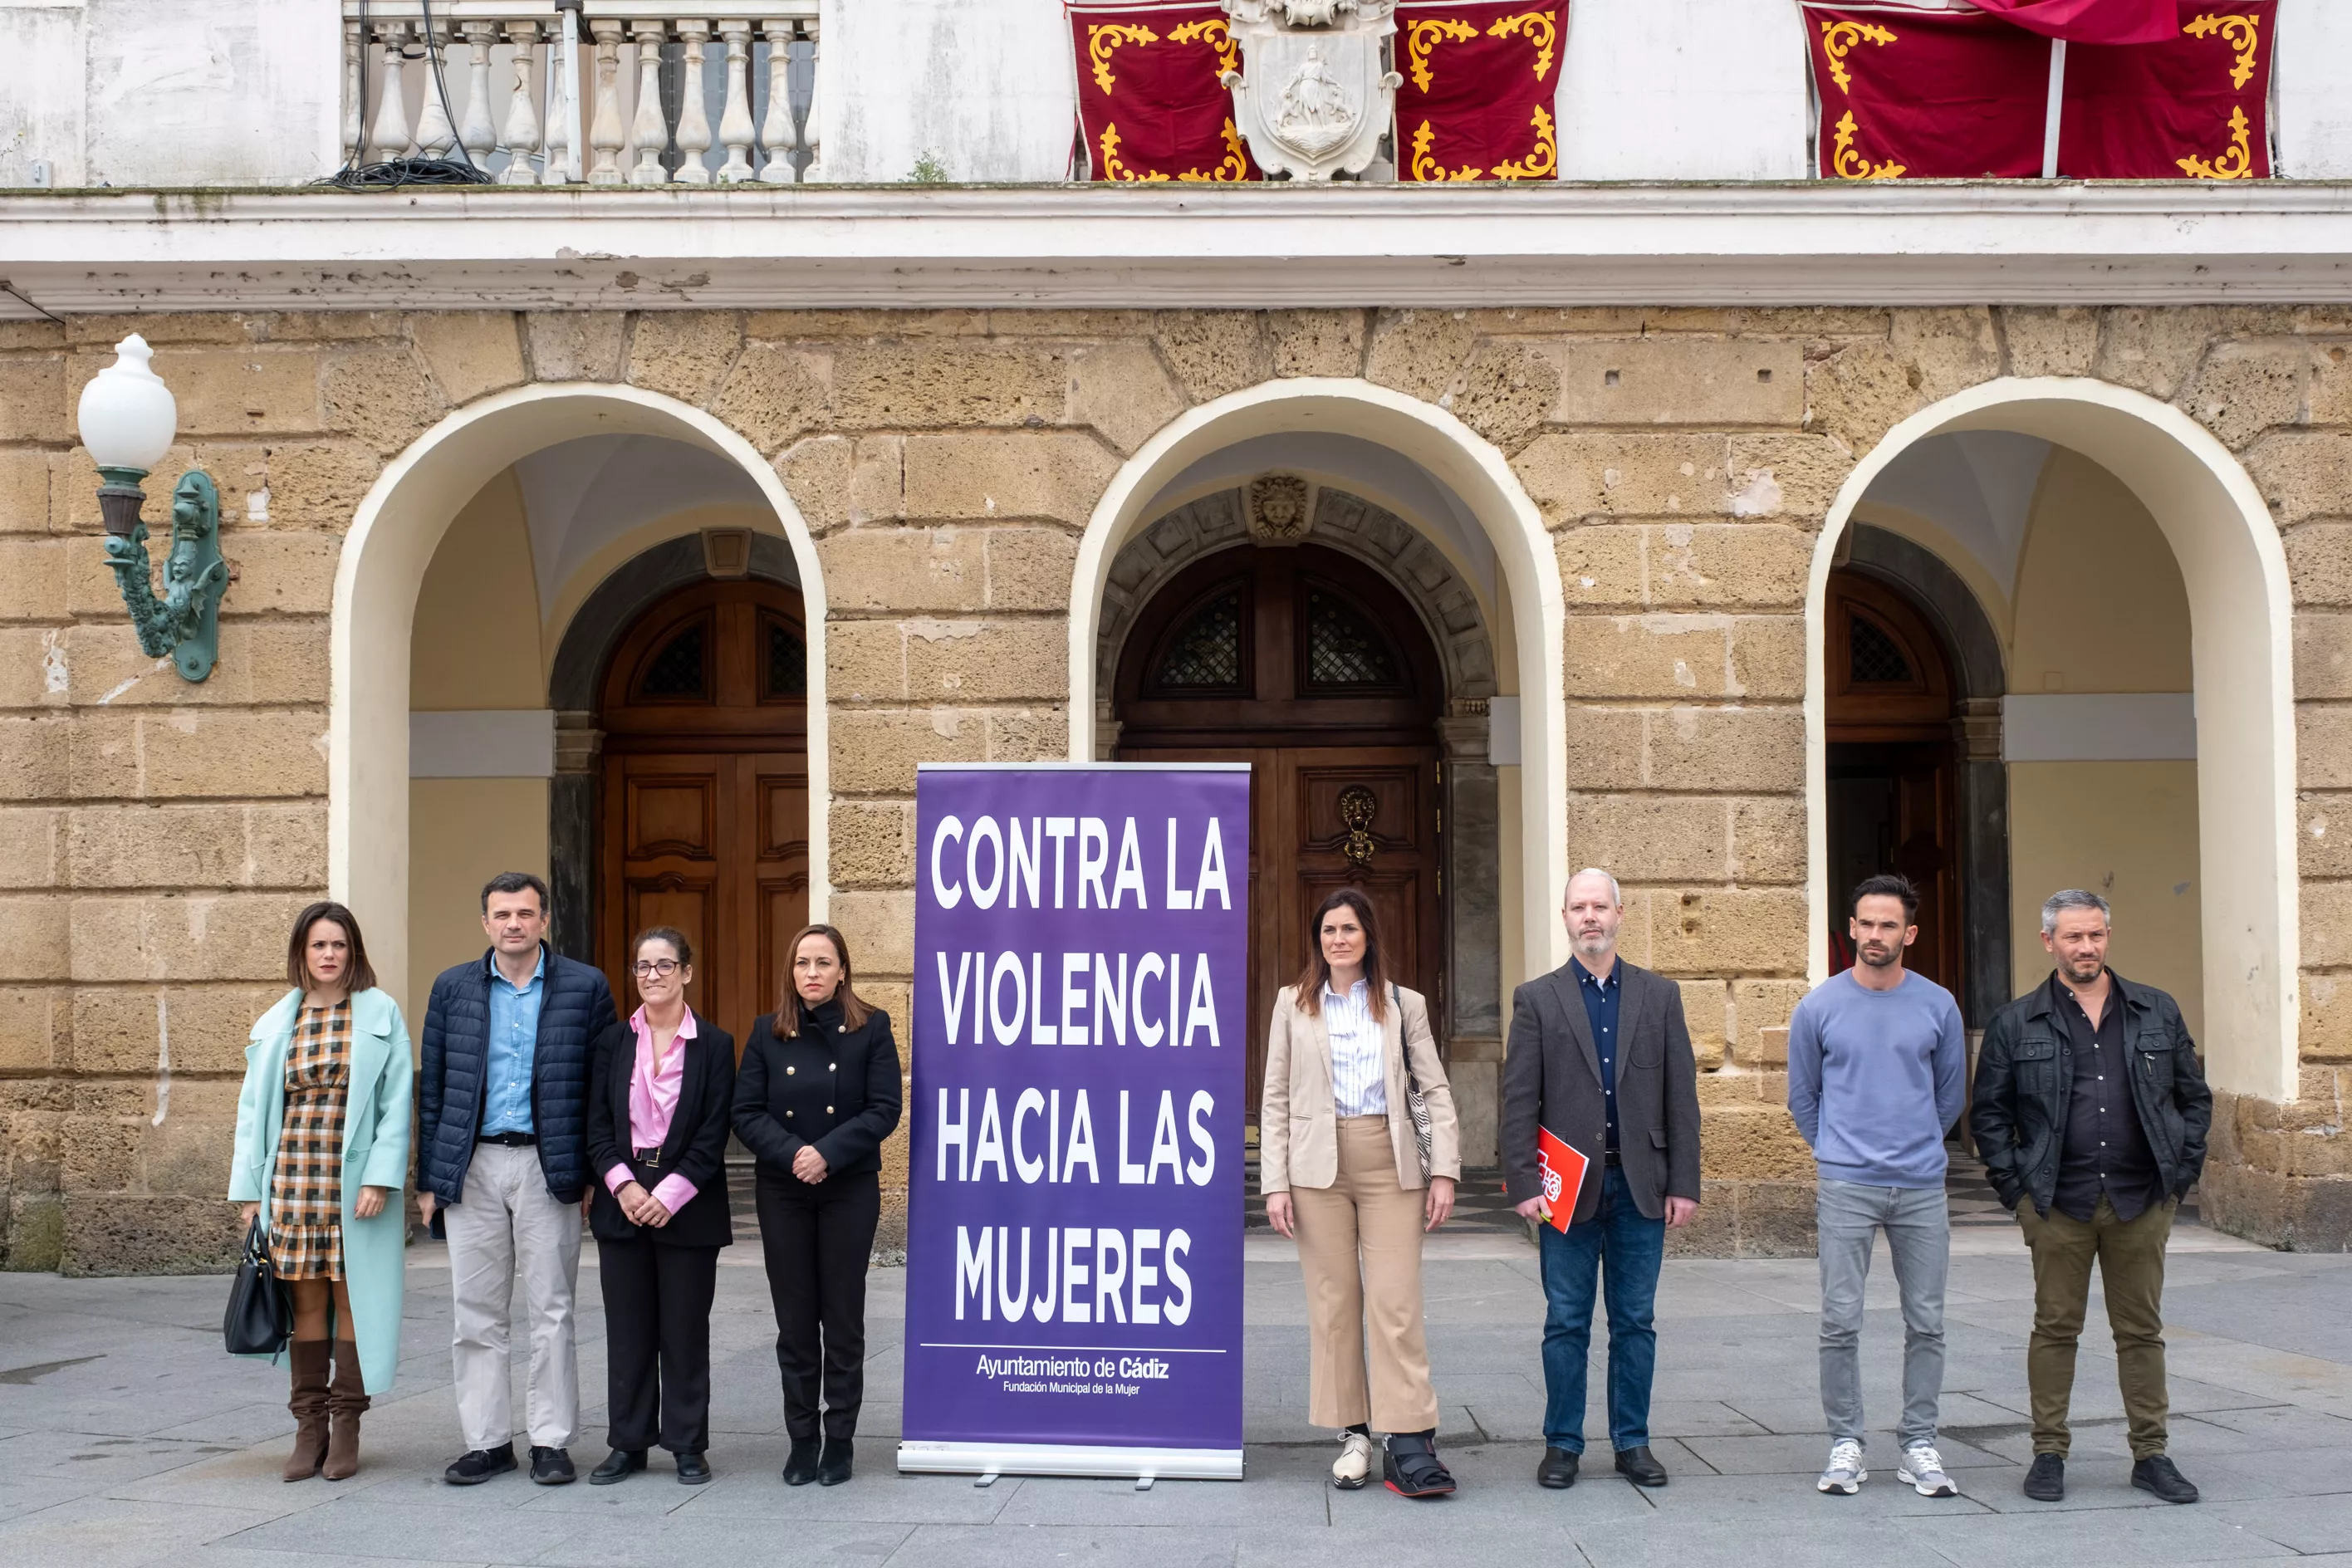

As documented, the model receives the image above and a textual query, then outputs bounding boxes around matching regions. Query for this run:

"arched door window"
[598,579,809,1046]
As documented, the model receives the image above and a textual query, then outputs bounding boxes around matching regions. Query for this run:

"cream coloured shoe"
[1331,1431,1374,1490]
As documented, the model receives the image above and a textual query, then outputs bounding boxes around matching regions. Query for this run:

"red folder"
[1535,1125,1590,1234]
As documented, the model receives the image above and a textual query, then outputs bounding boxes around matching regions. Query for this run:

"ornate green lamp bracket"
[97,467,228,682]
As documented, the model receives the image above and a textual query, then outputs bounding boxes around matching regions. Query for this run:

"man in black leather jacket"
[1971,889,2212,1508]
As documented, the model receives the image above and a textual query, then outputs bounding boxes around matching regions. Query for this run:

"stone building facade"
[3,298,2350,1273]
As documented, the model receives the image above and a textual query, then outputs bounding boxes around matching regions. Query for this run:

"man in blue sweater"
[1786,874,1967,1500]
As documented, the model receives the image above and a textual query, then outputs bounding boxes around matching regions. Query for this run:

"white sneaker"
[1899,1443,1959,1497]
[1817,1438,1866,1494]
[1331,1430,1373,1490]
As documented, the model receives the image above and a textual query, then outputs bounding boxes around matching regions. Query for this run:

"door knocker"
[1338,784,1379,872]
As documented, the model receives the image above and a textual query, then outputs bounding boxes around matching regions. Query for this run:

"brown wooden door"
[1114,544,1445,1115]
[1825,571,1962,993]
[599,580,810,1047]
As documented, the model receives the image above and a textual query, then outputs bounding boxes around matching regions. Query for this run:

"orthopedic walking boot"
[323,1340,370,1480]
[1382,1433,1456,1498]
[282,1340,331,1482]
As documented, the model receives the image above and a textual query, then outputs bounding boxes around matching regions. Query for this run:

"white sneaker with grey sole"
[1817,1438,1866,1494]
[1331,1431,1373,1490]
[1899,1443,1959,1497]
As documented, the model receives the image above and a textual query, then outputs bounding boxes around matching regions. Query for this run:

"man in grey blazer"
[1502,869,1703,1492]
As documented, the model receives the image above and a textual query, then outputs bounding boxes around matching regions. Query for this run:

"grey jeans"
[1816,1177,1949,1450]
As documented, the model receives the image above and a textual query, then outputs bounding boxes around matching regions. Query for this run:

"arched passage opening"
[333,384,830,1019]
[1811,380,2296,1105]
[1070,381,1565,1164]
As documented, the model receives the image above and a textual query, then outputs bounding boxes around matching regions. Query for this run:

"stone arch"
[1068,376,1569,987]
[1810,377,2296,1100]
[1095,483,1499,718]
[332,383,830,1013]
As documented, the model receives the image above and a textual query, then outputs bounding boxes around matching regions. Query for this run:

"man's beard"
[2062,955,2105,983]
[1857,943,1899,968]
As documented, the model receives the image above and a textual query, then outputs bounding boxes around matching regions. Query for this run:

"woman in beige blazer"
[1262,888,1462,1499]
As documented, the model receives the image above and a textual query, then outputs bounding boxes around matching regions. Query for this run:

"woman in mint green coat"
[229,901,413,1482]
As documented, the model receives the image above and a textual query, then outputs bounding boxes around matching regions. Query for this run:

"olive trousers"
[2017,1193,2176,1460]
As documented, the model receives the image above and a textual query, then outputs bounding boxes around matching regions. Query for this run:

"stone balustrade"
[341,3,821,185]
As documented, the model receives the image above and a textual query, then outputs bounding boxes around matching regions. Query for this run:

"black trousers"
[596,1236,721,1455]
[755,1171,880,1442]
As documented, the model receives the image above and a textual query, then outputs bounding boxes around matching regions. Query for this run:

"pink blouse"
[604,1006,699,1216]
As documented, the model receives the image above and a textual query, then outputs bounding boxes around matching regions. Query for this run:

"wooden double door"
[1825,570,1962,993]
[1115,543,1446,1115]
[598,580,810,1046]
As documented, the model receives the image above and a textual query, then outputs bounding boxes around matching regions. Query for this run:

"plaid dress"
[269,1000,353,1282]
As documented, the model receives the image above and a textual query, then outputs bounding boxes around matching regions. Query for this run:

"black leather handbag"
[223,1218,290,1357]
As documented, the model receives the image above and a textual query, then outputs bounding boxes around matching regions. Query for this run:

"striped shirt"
[1324,979,1387,1118]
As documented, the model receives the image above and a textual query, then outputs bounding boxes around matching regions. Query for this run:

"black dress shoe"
[2132,1454,2199,1504]
[589,1449,645,1486]
[530,1446,576,1485]
[1536,1448,1580,1489]
[675,1452,713,1486]
[2023,1453,2065,1502]
[1614,1445,1669,1487]
[782,1437,822,1486]
[818,1437,855,1487]
[444,1443,517,1485]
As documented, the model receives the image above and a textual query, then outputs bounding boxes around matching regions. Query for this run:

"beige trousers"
[1291,1115,1438,1433]
[443,1140,582,1452]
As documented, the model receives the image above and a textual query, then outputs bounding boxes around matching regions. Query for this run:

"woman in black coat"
[733,922,903,1487]
[583,926,735,1487]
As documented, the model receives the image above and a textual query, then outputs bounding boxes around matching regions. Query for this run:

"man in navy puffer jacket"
[417,872,615,1488]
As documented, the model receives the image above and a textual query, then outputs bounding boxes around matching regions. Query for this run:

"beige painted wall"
[413,469,543,711]
[408,468,551,1012]
[406,778,552,994]
[2011,447,2193,695]
[2005,446,2202,1035]
[2009,761,2204,1037]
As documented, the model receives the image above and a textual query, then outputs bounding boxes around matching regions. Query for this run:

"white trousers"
[443,1140,583,1451]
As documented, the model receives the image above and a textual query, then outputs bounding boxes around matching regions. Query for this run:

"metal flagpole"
[2041,37,2066,178]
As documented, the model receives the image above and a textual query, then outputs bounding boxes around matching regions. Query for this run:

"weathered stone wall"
[2,302,2350,1269]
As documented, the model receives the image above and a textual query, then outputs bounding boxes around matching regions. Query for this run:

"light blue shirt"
[1324,979,1387,1118]
[482,946,546,1135]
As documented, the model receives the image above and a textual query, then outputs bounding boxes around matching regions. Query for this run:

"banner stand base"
[897,1441,1243,1482]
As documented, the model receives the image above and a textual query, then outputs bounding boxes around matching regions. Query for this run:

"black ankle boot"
[818,1436,854,1486]
[782,1437,821,1486]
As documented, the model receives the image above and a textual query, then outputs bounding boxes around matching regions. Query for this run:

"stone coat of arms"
[1220,0,1403,181]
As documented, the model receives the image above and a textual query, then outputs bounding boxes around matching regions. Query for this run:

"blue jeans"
[1538,1164,1666,1453]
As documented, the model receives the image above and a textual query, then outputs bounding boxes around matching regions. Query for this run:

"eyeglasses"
[632,959,682,978]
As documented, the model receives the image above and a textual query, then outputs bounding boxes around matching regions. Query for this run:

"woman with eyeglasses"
[733,924,903,1487]
[581,927,736,1487]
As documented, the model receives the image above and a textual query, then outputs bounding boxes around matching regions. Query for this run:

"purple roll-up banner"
[897,764,1250,1481]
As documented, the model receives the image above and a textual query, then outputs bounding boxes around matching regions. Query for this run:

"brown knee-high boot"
[323,1340,370,1481]
[283,1340,331,1482]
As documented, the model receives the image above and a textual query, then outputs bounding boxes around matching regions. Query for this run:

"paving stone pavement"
[2,1215,2350,1567]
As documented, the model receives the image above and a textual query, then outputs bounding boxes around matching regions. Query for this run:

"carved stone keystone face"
[1247,474,1314,542]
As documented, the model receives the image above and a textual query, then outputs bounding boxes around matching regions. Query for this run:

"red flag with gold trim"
[1801,2,2051,179]
[2058,2,2276,179]
[1394,2,1566,182]
[1067,2,1257,182]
